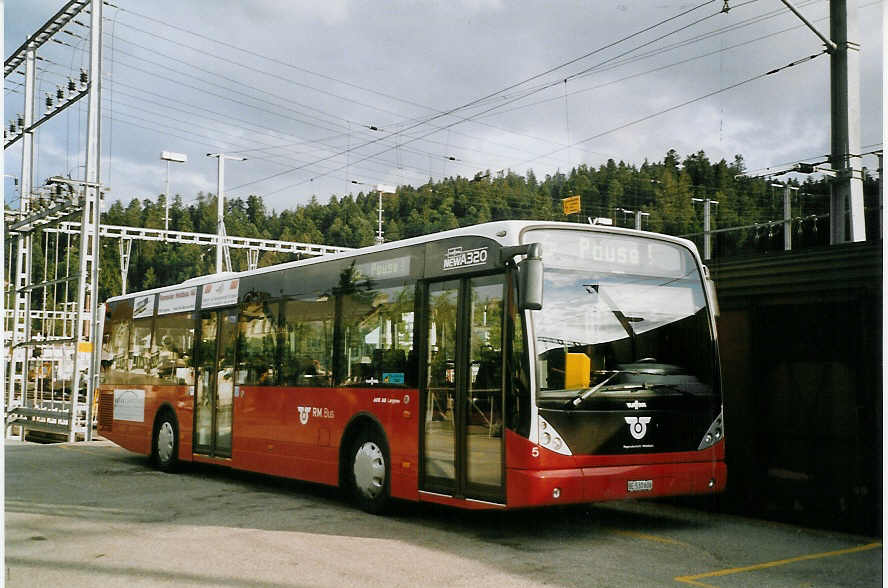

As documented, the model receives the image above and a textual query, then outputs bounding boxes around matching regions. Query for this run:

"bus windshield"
[525,229,718,406]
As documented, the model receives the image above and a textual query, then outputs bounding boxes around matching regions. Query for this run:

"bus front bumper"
[506,461,727,508]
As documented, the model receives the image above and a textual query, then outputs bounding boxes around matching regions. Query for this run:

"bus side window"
[129,317,154,385]
[152,311,196,386]
[237,300,280,386]
[507,272,531,437]
[281,296,333,387]
[340,284,415,388]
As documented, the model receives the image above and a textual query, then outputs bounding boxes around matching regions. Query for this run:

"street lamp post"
[374,184,396,245]
[771,183,800,251]
[206,153,246,273]
[692,197,719,260]
[160,151,187,233]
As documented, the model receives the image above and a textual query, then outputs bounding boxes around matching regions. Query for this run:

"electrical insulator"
[17,114,24,128]
[68,78,77,92]
[56,86,65,100]
[45,94,54,112]
[80,69,88,86]
[8,122,15,134]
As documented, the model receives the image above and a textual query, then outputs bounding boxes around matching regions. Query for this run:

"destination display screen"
[356,256,411,280]
[523,228,692,278]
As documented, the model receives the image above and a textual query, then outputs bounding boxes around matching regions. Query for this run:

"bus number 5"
[531,446,540,458]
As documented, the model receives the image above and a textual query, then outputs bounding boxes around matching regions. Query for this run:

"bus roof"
[105,220,701,303]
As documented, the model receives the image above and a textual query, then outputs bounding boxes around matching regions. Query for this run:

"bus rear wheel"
[153,411,179,472]
[349,428,390,514]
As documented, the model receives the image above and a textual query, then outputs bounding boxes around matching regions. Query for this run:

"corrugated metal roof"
[709,242,882,306]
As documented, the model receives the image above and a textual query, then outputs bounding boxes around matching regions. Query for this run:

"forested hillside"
[64,149,877,299]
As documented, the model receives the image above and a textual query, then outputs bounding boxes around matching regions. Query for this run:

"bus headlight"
[537,415,572,456]
[697,410,725,450]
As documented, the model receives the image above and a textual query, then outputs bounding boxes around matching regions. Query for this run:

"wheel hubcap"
[353,441,385,500]
[157,421,175,464]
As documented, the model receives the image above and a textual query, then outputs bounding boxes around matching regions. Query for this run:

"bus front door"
[421,275,505,503]
[194,308,237,458]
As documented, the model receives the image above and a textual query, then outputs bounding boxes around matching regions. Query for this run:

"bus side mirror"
[502,243,543,311]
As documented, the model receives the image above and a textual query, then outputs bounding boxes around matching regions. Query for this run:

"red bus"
[97,221,725,512]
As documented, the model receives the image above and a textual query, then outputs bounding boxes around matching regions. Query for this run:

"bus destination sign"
[525,229,688,278]
[356,256,411,280]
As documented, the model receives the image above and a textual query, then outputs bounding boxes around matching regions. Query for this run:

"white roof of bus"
[105,220,700,303]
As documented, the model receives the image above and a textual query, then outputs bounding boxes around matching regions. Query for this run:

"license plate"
[627,479,653,492]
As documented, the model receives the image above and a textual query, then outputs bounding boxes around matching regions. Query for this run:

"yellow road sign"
[562,195,581,215]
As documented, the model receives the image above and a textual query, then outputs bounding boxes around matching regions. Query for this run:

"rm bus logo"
[296,406,335,425]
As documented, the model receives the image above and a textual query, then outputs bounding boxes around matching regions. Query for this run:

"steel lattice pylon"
[4,0,102,441]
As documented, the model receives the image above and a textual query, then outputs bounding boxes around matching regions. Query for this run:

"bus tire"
[348,427,390,514]
[152,409,179,473]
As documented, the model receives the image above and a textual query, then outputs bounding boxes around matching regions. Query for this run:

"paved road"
[5,440,882,587]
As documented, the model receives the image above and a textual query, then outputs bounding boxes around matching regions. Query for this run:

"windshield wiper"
[565,381,697,409]
[567,371,620,408]
[642,383,698,398]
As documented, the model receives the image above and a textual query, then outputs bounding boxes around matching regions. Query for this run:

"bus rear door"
[194,308,237,458]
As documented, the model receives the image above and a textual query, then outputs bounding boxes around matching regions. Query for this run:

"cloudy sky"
[4,0,883,215]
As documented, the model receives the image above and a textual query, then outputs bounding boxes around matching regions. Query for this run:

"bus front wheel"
[349,428,390,514]
[152,410,179,472]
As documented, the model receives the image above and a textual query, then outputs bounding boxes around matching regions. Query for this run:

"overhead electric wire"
[226,1,731,194]
[100,87,479,181]
[299,0,832,190]
[91,75,452,186]
[110,0,723,192]
[96,73,465,170]
[99,19,576,169]
[507,52,829,172]
[102,35,361,132]
[110,5,683,179]
[282,41,821,199]
[88,40,527,176]
[451,0,755,118]
[27,0,844,210]
[46,55,488,181]
[475,1,824,120]
[103,54,355,138]
[101,100,436,187]
[113,5,443,117]
[102,112,418,200]
[426,0,723,116]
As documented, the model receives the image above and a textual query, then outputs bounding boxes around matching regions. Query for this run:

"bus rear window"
[101,300,132,385]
